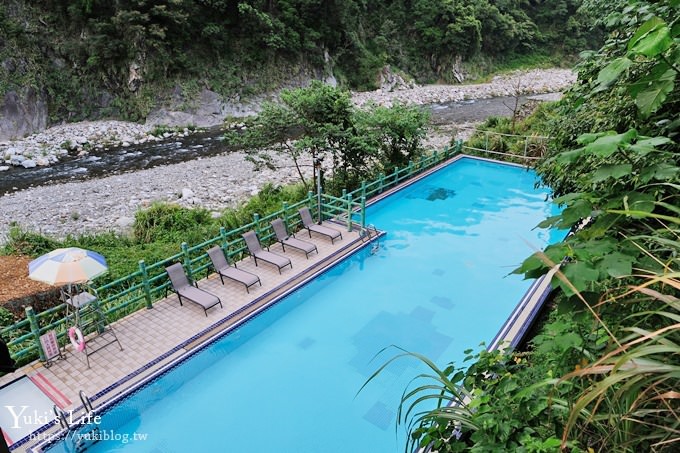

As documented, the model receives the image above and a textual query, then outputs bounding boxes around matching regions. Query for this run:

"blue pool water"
[46,157,560,452]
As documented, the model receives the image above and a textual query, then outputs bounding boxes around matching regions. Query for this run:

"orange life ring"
[68,327,86,352]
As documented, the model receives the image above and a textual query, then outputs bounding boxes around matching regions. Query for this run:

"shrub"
[133,202,214,244]
[220,183,308,230]
[0,307,15,328]
[1,225,58,256]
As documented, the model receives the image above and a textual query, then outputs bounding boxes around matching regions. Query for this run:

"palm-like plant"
[360,347,476,453]
[361,345,576,452]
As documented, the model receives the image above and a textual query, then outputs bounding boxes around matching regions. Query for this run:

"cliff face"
[144,65,333,128]
[0,88,47,141]
[0,1,597,140]
[0,1,338,139]
[0,61,328,140]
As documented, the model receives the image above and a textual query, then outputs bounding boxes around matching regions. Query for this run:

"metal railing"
[1,141,463,364]
[459,126,551,161]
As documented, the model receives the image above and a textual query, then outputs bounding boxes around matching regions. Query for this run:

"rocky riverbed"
[0,150,312,239]
[0,68,575,240]
[0,121,187,172]
[352,68,575,107]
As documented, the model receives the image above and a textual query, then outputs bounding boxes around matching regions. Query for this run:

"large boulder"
[0,87,48,141]
[377,65,415,92]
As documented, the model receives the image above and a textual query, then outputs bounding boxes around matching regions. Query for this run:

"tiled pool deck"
[2,223,364,451]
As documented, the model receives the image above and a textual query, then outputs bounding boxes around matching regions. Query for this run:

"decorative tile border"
[489,275,549,351]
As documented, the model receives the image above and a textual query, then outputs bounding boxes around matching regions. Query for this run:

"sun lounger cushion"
[271,219,318,258]
[298,207,342,243]
[242,231,292,274]
[207,246,261,292]
[166,263,222,316]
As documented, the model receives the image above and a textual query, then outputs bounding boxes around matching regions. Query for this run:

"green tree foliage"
[353,103,429,169]
[520,4,680,445]
[232,82,429,193]
[0,0,599,122]
[524,0,680,293]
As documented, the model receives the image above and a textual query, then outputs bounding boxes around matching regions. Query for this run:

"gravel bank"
[0,68,575,240]
[352,68,575,107]
[0,150,311,239]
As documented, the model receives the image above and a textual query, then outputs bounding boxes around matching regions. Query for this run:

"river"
[0,94,543,196]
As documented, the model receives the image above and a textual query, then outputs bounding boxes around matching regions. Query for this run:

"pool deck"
[2,222,366,452]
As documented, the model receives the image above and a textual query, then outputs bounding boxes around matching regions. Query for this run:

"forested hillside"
[0,0,599,124]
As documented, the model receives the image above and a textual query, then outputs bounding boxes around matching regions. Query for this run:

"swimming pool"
[43,157,561,452]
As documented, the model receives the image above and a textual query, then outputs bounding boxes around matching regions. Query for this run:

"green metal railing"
[1,142,462,364]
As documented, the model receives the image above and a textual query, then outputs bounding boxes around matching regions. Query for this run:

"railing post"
[219,226,229,250]
[360,196,366,228]
[433,150,438,166]
[139,260,153,309]
[26,306,46,362]
[253,213,261,237]
[307,190,315,219]
[379,173,384,193]
[408,160,413,177]
[361,181,366,199]
[443,145,450,158]
[282,202,289,229]
[318,193,325,222]
[524,136,528,159]
[220,226,234,262]
[346,193,353,232]
[181,242,193,282]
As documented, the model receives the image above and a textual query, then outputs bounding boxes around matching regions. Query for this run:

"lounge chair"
[207,246,261,293]
[298,207,342,243]
[242,231,293,274]
[271,219,318,259]
[165,263,222,316]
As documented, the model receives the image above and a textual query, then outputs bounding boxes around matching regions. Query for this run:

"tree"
[231,81,429,194]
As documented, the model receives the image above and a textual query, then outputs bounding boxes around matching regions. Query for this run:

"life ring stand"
[68,326,86,352]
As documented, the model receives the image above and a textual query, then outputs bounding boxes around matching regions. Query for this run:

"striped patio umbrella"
[28,248,108,285]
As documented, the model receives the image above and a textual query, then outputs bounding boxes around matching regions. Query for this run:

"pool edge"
[23,154,543,452]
